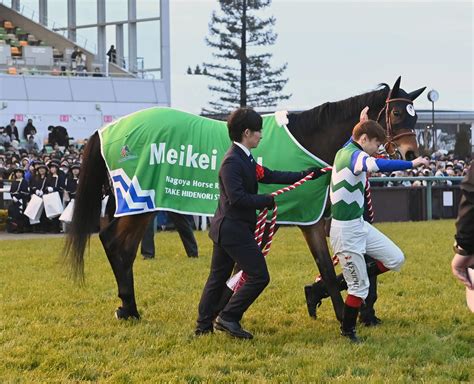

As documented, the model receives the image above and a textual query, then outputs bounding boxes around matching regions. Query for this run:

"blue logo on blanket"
[110,169,155,215]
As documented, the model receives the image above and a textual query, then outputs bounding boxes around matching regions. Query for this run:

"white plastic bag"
[43,192,64,218]
[59,199,74,223]
[24,194,44,224]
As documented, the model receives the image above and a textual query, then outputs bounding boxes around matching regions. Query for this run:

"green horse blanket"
[98,107,330,225]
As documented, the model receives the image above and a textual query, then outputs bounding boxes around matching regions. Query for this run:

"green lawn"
[1,220,472,383]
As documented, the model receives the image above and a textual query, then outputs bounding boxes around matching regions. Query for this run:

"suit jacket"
[209,144,308,243]
[455,161,474,253]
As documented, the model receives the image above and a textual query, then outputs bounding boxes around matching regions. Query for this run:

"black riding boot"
[304,274,347,318]
[359,273,381,326]
[305,255,383,320]
[340,303,361,343]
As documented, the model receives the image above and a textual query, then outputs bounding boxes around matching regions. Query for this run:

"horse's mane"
[289,84,390,135]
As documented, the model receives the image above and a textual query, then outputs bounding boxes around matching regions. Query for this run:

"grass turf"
[1,220,472,383]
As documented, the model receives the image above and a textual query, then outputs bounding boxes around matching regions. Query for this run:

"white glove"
[47,187,53,193]
[12,196,18,202]
[35,190,43,197]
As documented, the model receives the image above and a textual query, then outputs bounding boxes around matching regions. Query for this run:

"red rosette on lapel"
[256,164,265,181]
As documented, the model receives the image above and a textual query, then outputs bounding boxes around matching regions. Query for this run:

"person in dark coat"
[30,162,49,233]
[7,167,30,232]
[5,119,19,142]
[64,162,80,200]
[45,161,64,233]
[140,212,198,259]
[23,119,37,140]
[47,126,70,147]
[195,108,325,339]
[452,161,474,298]
[106,45,117,63]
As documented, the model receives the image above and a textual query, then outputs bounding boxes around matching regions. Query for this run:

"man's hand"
[265,195,275,209]
[451,253,474,290]
[411,157,430,168]
[306,167,331,179]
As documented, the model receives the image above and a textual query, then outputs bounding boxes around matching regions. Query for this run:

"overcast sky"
[15,0,474,113]
[170,0,473,113]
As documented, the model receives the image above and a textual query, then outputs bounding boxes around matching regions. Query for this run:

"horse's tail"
[64,131,108,282]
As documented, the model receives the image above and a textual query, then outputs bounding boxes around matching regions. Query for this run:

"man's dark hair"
[352,120,386,142]
[10,119,15,123]
[227,107,262,142]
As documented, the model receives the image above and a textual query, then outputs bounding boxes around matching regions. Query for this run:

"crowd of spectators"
[370,153,471,187]
[0,117,84,233]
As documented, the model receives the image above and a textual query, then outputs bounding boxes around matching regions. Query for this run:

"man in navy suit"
[195,108,324,339]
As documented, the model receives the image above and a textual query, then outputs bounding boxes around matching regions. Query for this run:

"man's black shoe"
[194,327,213,336]
[214,316,253,339]
[142,255,155,260]
[360,316,382,327]
[340,327,361,343]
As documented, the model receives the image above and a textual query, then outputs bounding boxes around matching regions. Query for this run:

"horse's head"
[377,77,426,160]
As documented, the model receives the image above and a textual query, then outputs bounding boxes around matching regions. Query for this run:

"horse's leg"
[299,221,344,322]
[214,224,281,316]
[99,212,154,319]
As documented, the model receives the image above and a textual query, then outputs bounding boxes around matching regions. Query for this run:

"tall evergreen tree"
[202,0,290,113]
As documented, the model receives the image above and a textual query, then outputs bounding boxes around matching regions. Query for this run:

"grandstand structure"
[0,0,170,144]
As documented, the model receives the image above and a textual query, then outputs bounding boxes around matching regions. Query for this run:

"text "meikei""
[149,143,218,170]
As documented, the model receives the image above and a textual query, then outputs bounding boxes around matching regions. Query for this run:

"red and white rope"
[227,167,331,292]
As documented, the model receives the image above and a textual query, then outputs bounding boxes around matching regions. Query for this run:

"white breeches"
[330,217,405,299]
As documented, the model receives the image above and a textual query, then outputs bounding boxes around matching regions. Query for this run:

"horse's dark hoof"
[115,306,140,320]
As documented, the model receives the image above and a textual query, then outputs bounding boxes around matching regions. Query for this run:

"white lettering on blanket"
[150,143,218,170]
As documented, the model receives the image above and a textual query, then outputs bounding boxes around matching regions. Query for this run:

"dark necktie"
[249,153,254,163]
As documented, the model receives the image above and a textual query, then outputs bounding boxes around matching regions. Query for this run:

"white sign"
[443,191,453,207]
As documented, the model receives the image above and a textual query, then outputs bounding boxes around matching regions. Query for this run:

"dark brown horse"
[65,76,425,322]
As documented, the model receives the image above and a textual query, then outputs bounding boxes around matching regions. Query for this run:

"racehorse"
[65,76,425,321]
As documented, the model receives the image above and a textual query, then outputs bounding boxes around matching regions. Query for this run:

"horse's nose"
[405,151,416,161]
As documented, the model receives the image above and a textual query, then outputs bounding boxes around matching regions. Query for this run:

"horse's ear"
[388,76,402,99]
[408,87,426,101]
[360,106,369,122]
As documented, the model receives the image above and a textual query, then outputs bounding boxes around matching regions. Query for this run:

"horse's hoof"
[115,306,140,320]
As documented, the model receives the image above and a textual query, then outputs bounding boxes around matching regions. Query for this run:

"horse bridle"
[376,97,416,159]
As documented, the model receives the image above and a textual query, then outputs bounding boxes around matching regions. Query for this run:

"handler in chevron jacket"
[330,119,428,342]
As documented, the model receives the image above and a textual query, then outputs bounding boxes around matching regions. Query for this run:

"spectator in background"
[25,160,36,183]
[71,46,80,61]
[107,45,117,64]
[76,50,87,76]
[48,126,70,147]
[45,161,63,233]
[23,119,37,140]
[30,162,48,233]
[6,119,19,142]
[0,127,11,147]
[25,135,39,153]
[64,162,80,201]
[92,67,104,77]
[7,167,30,233]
